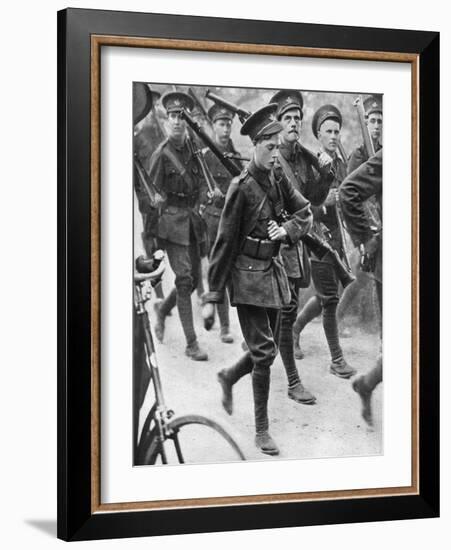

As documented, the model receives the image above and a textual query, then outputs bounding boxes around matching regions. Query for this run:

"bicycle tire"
[139,414,246,465]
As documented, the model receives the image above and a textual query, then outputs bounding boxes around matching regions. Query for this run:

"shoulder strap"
[278,151,299,190]
[236,172,269,240]
[162,140,195,188]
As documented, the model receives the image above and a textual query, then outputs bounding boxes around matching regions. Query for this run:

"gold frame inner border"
[90,35,420,514]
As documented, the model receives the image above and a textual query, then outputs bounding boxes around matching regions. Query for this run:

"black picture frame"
[57,7,439,541]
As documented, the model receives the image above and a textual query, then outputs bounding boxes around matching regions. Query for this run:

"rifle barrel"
[205,90,251,124]
[181,110,241,177]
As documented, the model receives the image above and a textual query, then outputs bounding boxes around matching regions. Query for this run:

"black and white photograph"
[133,82,383,466]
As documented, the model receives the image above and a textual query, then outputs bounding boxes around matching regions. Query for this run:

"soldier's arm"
[339,149,382,246]
[206,180,245,302]
[347,145,367,175]
[147,149,166,197]
[280,176,313,243]
[302,147,335,206]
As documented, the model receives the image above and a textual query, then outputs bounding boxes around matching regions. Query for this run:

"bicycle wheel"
[138,414,246,465]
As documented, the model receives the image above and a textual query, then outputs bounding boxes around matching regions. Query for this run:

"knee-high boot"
[252,368,279,455]
[217,353,253,414]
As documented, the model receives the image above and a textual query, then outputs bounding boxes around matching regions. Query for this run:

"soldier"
[201,103,243,343]
[339,149,383,426]
[148,91,208,361]
[292,104,356,379]
[205,104,313,455]
[337,96,383,330]
[348,96,383,173]
[269,90,335,402]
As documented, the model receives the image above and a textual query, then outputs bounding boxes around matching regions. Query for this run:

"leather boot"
[217,299,233,342]
[288,382,317,405]
[293,333,305,360]
[330,358,356,379]
[220,325,234,344]
[177,289,200,354]
[352,375,374,427]
[217,353,253,415]
[292,296,322,360]
[185,340,208,361]
[153,288,177,342]
[253,369,279,456]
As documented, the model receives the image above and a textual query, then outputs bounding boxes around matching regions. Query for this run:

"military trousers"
[361,279,383,391]
[158,238,202,345]
[223,305,280,435]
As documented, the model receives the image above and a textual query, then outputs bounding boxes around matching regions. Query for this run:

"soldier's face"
[167,111,186,138]
[366,113,383,143]
[317,119,341,154]
[254,134,279,171]
[280,108,302,143]
[214,119,232,145]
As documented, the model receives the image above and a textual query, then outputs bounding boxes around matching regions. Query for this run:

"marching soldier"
[148,91,208,361]
[201,103,243,343]
[292,104,356,379]
[336,96,383,330]
[348,95,383,173]
[205,104,313,455]
[269,90,335,403]
[339,149,383,426]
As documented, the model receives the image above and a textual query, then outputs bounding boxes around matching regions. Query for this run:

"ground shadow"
[25,519,57,538]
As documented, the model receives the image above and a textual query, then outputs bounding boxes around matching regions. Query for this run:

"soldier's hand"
[324,188,338,207]
[359,235,379,272]
[153,192,165,208]
[317,151,333,173]
[268,220,287,241]
[208,187,224,201]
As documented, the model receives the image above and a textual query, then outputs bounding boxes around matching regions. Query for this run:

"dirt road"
[139,285,382,464]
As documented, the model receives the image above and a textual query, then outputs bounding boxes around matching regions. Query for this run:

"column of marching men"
[134,87,383,456]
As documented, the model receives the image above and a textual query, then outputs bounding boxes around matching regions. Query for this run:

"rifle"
[301,231,355,289]
[188,88,213,132]
[205,89,251,124]
[134,153,158,207]
[181,109,243,177]
[333,140,352,272]
[186,128,217,198]
[353,95,375,158]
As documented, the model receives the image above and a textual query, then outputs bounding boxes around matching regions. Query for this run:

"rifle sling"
[277,152,300,191]
[163,140,196,190]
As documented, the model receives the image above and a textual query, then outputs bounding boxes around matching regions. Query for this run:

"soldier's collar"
[279,139,300,160]
[168,135,186,150]
[248,159,271,188]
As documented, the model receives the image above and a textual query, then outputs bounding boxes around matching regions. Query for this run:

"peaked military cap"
[241,104,283,141]
[364,95,383,116]
[312,104,343,138]
[269,90,304,120]
[161,91,194,113]
[208,103,235,123]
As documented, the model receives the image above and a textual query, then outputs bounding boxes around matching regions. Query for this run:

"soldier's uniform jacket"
[207,159,313,309]
[146,137,206,247]
[347,141,382,174]
[311,155,347,255]
[274,140,334,281]
[339,149,383,282]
